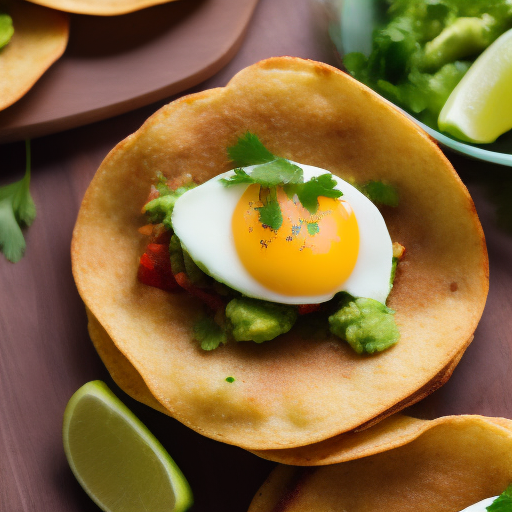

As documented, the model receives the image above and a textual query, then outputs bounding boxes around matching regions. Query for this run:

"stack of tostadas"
[72,58,489,468]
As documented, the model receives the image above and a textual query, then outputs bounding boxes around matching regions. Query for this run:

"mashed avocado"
[329,293,399,354]
[143,180,196,230]
[344,0,512,128]
[225,297,298,343]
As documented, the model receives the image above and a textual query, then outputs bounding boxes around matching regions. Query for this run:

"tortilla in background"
[0,0,68,112]
[248,415,512,512]
[72,57,488,450]
[24,0,177,15]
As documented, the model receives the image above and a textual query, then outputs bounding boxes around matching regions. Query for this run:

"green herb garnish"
[227,132,275,166]
[307,222,319,236]
[222,133,342,230]
[361,180,399,207]
[225,377,235,383]
[193,316,228,351]
[293,173,343,214]
[487,485,512,512]
[0,140,36,263]
[0,13,14,50]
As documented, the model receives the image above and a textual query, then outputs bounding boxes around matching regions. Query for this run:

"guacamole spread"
[344,0,512,128]
[137,137,403,354]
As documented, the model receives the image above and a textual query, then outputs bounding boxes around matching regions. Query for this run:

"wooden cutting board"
[0,0,259,143]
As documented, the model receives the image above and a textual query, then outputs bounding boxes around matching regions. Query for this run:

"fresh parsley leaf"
[227,132,275,166]
[250,158,303,187]
[296,174,343,213]
[225,376,235,383]
[362,180,399,207]
[256,190,283,230]
[0,13,14,50]
[0,140,36,263]
[193,316,228,351]
[307,222,319,236]
[487,485,512,512]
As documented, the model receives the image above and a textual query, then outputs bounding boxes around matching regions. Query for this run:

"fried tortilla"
[0,0,68,112]
[24,0,177,15]
[248,415,512,512]
[71,57,488,450]
[86,306,472,463]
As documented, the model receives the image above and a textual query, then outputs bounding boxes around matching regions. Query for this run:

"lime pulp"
[63,380,193,512]
[438,27,512,144]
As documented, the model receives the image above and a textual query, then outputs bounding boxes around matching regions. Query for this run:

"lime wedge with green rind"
[438,27,512,144]
[63,380,193,512]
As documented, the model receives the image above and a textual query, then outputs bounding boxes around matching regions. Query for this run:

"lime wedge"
[438,28,512,144]
[63,381,193,512]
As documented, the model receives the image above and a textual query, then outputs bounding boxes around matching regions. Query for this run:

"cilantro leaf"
[0,199,25,262]
[221,159,303,188]
[0,13,14,50]
[0,140,36,263]
[220,168,255,187]
[256,189,283,230]
[307,222,319,236]
[296,174,343,213]
[223,133,345,229]
[227,132,275,166]
[362,180,399,207]
[487,485,512,512]
[250,158,303,187]
[193,316,228,351]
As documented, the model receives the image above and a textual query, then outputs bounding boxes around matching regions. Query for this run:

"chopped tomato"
[298,304,321,315]
[150,224,171,244]
[174,272,225,312]
[137,243,179,292]
[143,185,160,207]
[168,174,193,190]
[138,224,154,236]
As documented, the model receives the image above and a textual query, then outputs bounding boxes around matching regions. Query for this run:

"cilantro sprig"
[222,133,342,230]
[487,485,512,512]
[0,141,36,263]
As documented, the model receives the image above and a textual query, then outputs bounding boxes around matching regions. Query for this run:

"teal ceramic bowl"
[325,0,512,166]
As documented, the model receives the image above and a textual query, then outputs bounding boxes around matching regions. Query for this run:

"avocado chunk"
[329,294,399,354]
[143,183,195,230]
[422,16,495,72]
[226,297,298,343]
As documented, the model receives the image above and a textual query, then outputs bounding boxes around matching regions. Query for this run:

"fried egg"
[171,163,393,305]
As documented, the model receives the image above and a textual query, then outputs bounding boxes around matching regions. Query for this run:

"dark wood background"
[0,0,260,142]
[1,0,512,511]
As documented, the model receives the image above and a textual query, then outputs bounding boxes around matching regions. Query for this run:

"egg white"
[171,164,393,305]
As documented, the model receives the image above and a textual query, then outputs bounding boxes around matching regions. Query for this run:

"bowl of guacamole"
[327,0,512,166]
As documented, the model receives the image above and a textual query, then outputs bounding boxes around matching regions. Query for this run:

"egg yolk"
[232,184,360,297]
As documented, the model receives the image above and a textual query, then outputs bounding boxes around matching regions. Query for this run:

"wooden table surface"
[0,0,260,143]
[1,0,512,511]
